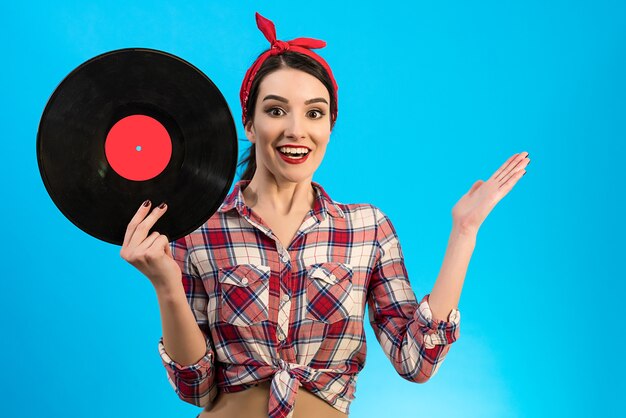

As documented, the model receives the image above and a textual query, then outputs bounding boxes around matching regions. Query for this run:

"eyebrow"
[262,94,328,105]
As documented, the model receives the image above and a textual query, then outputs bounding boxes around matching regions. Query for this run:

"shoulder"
[330,200,392,231]
[312,181,393,225]
[313,181,376,214]
[336,201,378,218]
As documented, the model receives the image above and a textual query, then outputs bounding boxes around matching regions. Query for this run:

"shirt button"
[329,274,336,281]
[282,294,290,302]
[277,332,285,342]
[241,277,249,285]
[281,255,289,263]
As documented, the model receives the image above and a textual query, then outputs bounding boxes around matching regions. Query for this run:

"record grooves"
[37,48,237,245]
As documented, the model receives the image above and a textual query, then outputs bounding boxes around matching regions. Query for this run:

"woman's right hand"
[119,200,182,292]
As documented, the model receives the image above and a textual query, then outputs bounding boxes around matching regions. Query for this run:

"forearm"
[428,225,477,321]
[154,279,209,366]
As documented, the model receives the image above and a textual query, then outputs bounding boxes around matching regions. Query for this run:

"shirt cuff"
[158,336,214,382]
[415,294,461,348]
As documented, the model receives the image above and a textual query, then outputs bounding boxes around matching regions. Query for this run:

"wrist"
[153,277,185,301]
[451,223,478,240]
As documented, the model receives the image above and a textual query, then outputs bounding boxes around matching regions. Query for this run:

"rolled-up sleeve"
[367,207,460,383]
[157,236,218,407]
[158,335,216,406]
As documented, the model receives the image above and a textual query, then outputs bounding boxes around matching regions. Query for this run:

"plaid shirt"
[158,180,461,418]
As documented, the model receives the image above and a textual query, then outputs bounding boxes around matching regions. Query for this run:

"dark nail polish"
[158,202,166,209]
[143,200,151,207]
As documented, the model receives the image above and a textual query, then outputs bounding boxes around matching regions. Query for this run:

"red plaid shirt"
[158,180,461,418]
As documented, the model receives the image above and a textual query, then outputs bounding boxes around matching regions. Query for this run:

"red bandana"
[239,12,338,127]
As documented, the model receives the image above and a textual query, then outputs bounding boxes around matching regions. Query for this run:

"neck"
[242,171,315,216]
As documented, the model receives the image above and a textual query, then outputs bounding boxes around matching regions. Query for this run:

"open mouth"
[276,146,310,159]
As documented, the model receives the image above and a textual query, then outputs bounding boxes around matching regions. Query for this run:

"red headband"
[239,12,338,127]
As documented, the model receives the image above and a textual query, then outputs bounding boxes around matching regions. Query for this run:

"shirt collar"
[218,180,345,219]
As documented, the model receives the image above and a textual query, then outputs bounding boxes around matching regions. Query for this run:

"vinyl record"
[37,48,238,246]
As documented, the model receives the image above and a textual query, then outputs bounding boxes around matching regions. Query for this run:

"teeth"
[278,146,309,154]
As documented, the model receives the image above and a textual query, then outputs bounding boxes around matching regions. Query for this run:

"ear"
[244,120,256,144]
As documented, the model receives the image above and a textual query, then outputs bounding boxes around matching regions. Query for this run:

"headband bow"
[239,12,338,127]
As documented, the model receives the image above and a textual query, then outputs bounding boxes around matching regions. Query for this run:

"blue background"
[2,1,624,417]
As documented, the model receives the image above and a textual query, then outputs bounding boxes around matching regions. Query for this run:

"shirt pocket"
[218,264,271,326]
[305,262,355,324]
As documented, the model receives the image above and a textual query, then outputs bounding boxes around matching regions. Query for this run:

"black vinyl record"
[37,48,238,246]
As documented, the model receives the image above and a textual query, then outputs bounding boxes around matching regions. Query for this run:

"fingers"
[130,202,168,248]
[123,201,168,249]
[494,151,530,182]
[498,167,526,194]
[135,231,162,252]
[121,229,170,268]
[491,153,518,181]
[122,200,152,248]
[148,234,171,254]
[164,240,173,258]
[137,231,171,252]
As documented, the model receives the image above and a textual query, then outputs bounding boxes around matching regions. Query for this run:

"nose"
[284,114,306,140]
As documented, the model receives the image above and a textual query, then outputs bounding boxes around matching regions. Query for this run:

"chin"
[272,168,315,184]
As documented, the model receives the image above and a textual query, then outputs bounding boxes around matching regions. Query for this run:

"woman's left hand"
[451,151,530,235]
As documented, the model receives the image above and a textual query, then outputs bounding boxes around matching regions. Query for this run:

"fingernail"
[158,202,166,209]
[143,200,151,207]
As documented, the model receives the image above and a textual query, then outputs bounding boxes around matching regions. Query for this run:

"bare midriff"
[197,380,348,418]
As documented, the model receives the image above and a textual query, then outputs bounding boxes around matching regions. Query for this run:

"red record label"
[104,114,172,181]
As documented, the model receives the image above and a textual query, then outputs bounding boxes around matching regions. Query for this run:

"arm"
[156,236,218,407]
[428,226,476,321]
[427,151,530,318]
[157,283,209,367]
[367,207,460,384]
[119,202,217,406]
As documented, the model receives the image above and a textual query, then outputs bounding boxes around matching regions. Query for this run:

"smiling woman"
[119,10,529,418]
[238,49,337,183]
[243,67,332,192]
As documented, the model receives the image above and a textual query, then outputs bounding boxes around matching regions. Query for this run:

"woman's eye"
[267,107,285,117]
[308,109,325,119]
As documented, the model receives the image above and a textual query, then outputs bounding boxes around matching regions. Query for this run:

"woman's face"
[245,67,332,185]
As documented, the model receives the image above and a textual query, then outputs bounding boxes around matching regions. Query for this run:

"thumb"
[468,180,484,195]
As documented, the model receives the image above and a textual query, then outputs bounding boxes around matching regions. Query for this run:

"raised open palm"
[452,151,530,234]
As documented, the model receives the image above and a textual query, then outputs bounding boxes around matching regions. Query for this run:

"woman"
[120,12,530,418]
